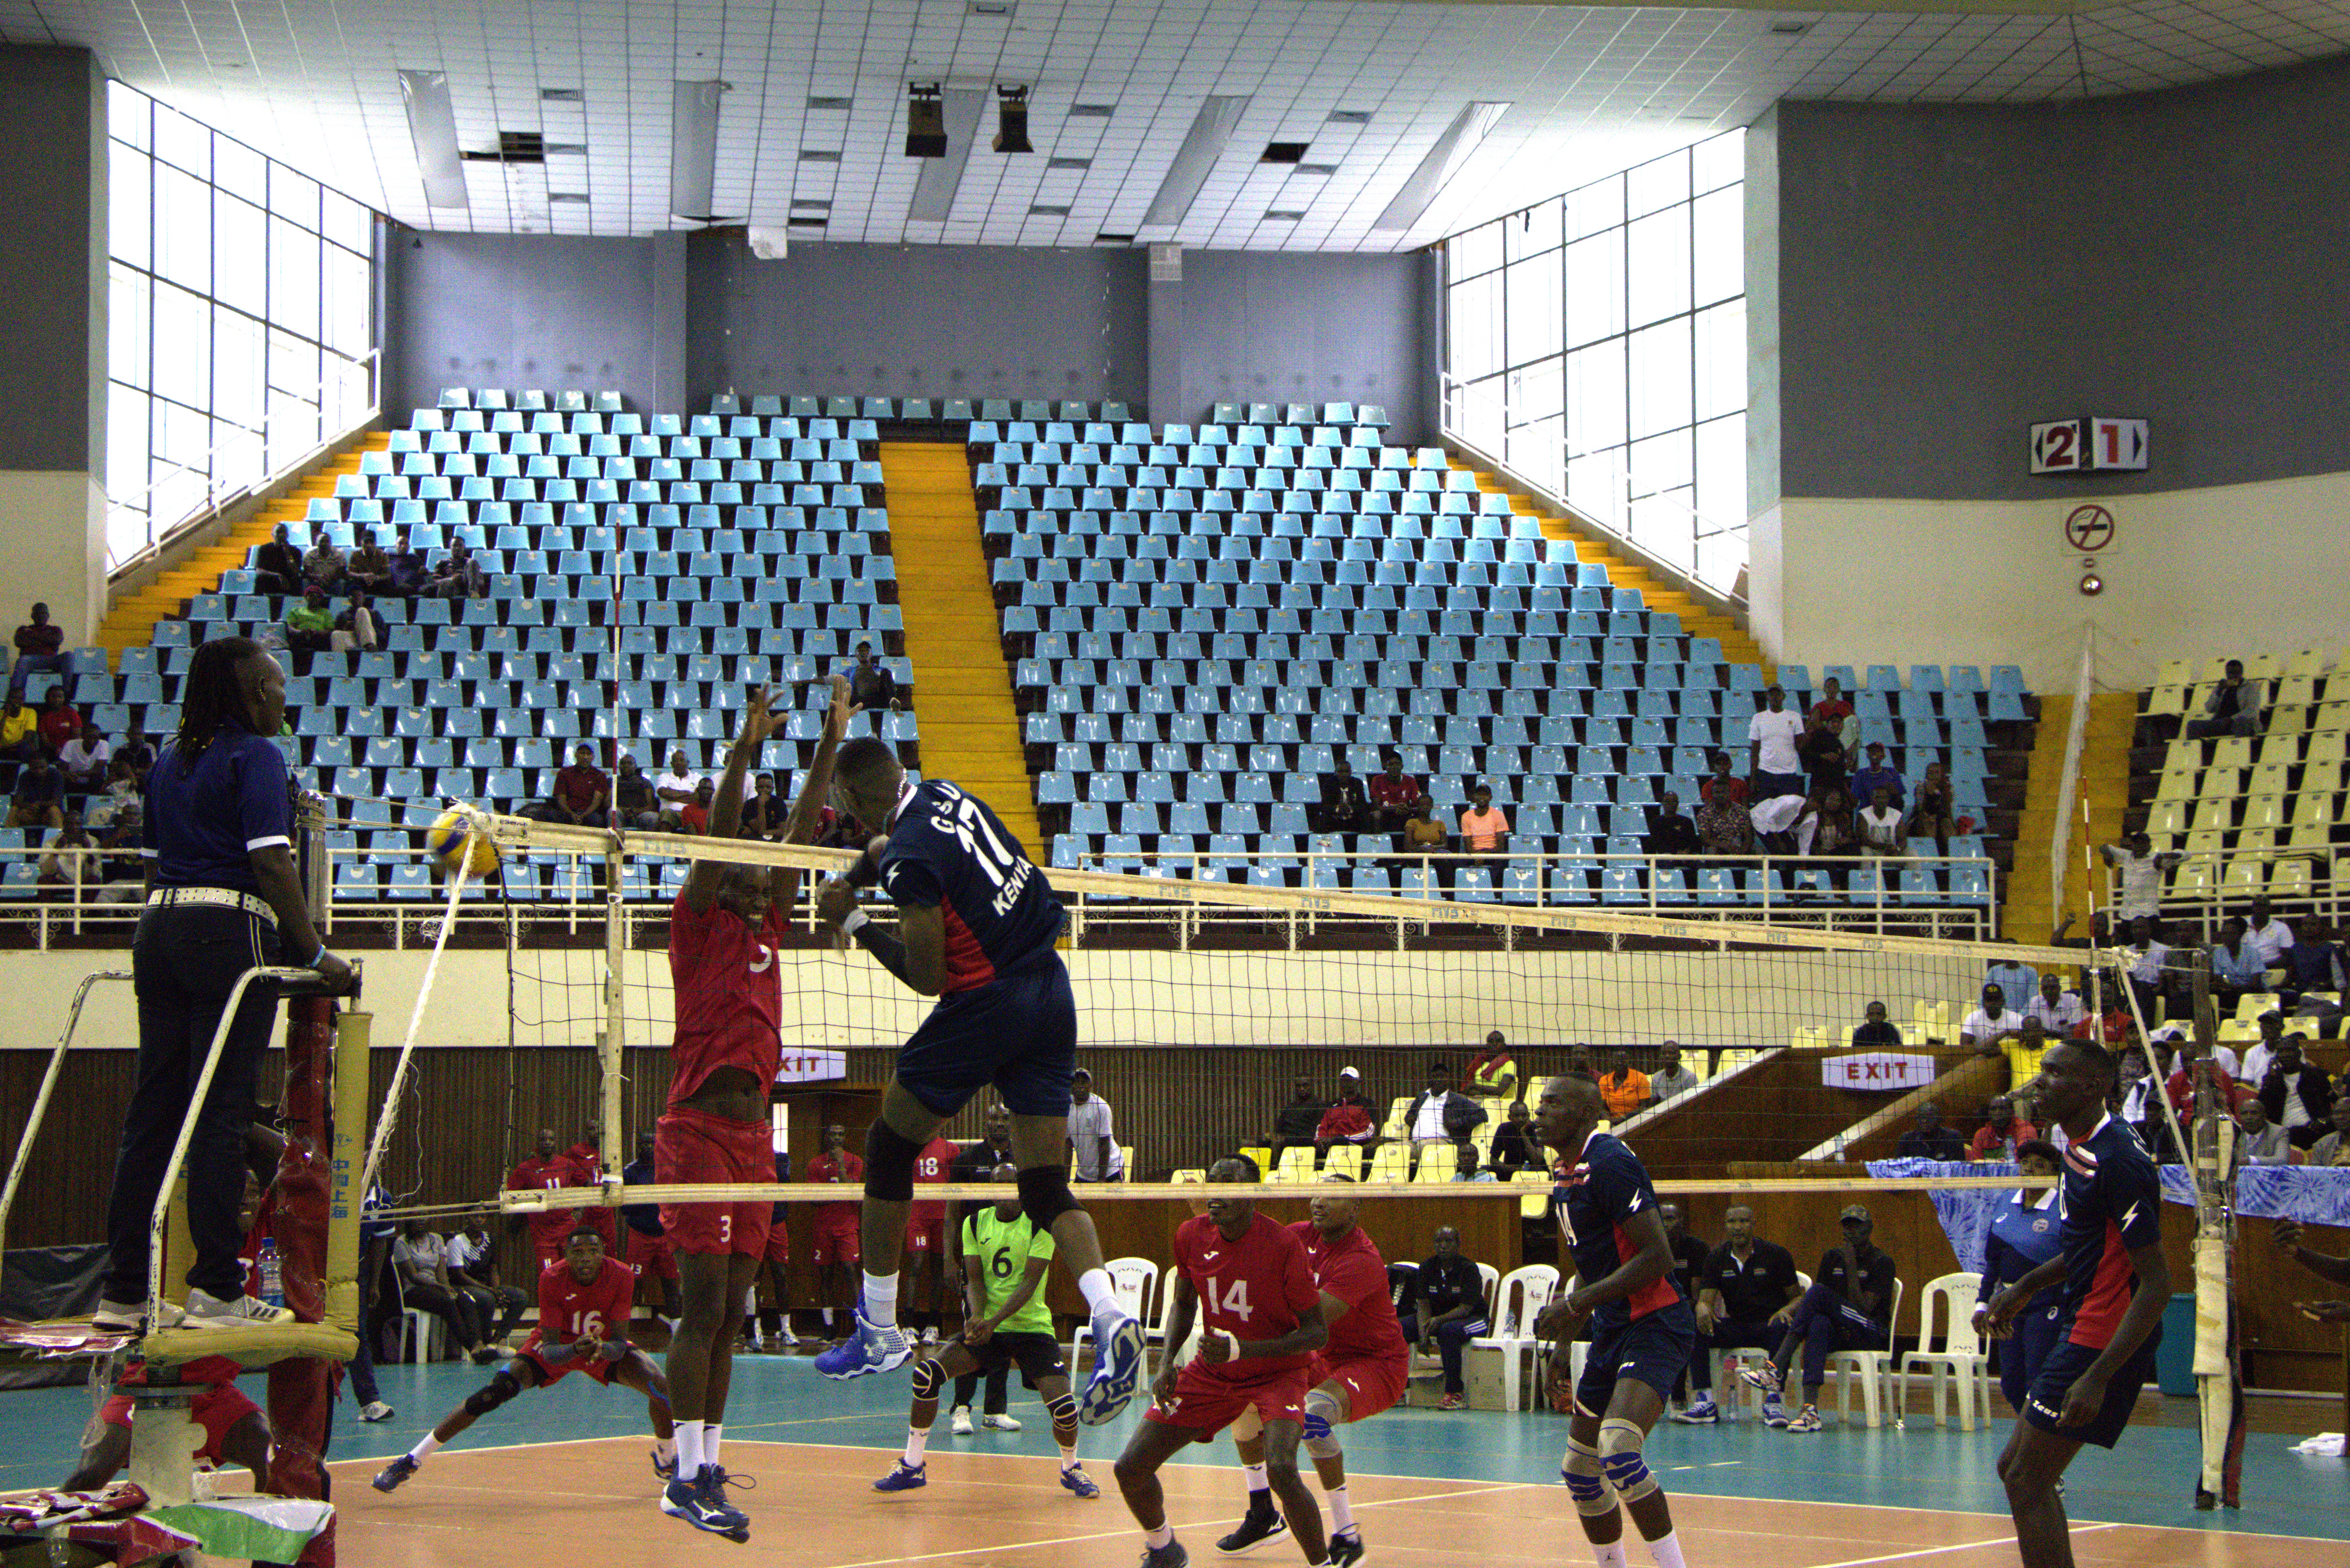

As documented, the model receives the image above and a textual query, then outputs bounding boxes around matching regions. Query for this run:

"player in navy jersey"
[1534,1075,1696,1568]
[812,738,1144,1424]
[1982,1041,2168,1568]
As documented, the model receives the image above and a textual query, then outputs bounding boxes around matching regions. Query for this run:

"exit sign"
[2031,417,2148,475]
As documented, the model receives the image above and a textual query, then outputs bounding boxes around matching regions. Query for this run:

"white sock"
[822,1307,835,1329]
[1061,1442,1079,1471]
[1243,1461,1270,1500]
[1145,1524,1175,1550]
[706,1424,723,1466]
[863,1270,901,1328]
[904,1426,929,1466]
[1595,1542,1628,1568]
[407,1433,442,1463]
[1646,1531,1687,1568]
[654,1437,676,1463]
[743,1288,760,1333]
[1327,1485,1354,1533]
[675,1421,704,1476]
[1079,1268,1121,1319]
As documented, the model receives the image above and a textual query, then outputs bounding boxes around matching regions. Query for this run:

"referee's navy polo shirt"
[140,734,292,894]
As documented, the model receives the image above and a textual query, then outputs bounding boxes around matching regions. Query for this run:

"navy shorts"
[2023,1331,2159,1450]
[1998,1297,2065,1414]
[895,951,1076,1119]
[1577,1303,1698,1415]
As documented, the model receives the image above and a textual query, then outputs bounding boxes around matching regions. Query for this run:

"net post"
[601,846,626,1176]
[270,993,338,1551]
[326,1007,369,1333]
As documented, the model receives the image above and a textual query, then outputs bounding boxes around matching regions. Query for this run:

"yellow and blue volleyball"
[426,809,500,876]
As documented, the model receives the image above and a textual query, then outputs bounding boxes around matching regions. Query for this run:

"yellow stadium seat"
[2311,706,2350,739]
[1790,1026,1827,1050]
[1321,1144,1362,1181]
[2269,706,2310,737]
[2168,860,2214,899]
[1412,1144,1457,1183]
[2197,768,2243,802]
[1909,1001,1951,1044]
[2304,760,2343,795]
[2285,648,2328,680]
[1367,1144,1411,1184]
[1171,1169,1206,1183]
[2220,859,2266,897]
[2145,799,2189,838]
[2210,737,2255,770]
[2276,676,2320,708]
[2269,859,2314,900]
[2234,992,2280,1021]
[1240,1146,1271,1173]
[2217,1019,2256,1045]
[2165,737,2202,773]
[2236,830,2279,859]
[1273,1146,1315,1182]
[2144,684,2188,718]
[1717,1049,1758,1074]
[2291,792,2336,830]
[2155,762,2198,802]
[2249,762,2293,796]
[2189,799,2234,834]
[2183,828,2225,858]
[2242,795,2289,833]
[2153,657,2193,688]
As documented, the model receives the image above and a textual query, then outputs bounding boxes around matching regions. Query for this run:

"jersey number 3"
[1204,1277,1253,1321]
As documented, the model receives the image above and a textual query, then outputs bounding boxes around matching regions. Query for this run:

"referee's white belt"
[146,886,276,925]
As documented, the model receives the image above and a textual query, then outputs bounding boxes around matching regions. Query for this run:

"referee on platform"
[94,637,353,1330]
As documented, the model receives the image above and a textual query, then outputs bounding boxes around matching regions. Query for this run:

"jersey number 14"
[1203,1277,1253,1322]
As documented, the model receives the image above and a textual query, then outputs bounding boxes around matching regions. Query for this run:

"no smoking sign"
[2064,503,2116,554]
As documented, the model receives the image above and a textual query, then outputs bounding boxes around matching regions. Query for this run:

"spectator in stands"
[1369,754,1420,837]
[1268,1078,1332,1173]
[344,536,393,597]
[1398,1226,1488,1411]
[1961,983,2026,1051]
[6,753,64,831]
[8,603,70,703]
[2188,659,2264,739]
[739,772,784,840]
[2281,921,2344,1005]
[1682,1202,1802,1425]
[1807,675,1853,729]
[252,527,303,597]
[392,1217,498,1364]
[2024,973,2087,1037]
[91,795,145,901]
[848,642,898,711]
[85,754,141,829]
[37,809,97,890]
[1797,710,1852,793]
[35,687,79,759]
[2209,917,2269,1014]
[2236,1097,2293,1165]
[1467,1030,1520,1101]
[1856,784,1906,856]
[1984,949,2039,1004]
[1313,757,1369,835]
[1851,742,1904,810]
[1456,784,1510,866]
[2099,833,2182,922]
[115,720,155,780]
[1402,1063,1486,1173]
[386,534,429,598]
[1650,1043,1702,1102]
[2241,1011,2286,1085]
[447,1215,528,1347]
[2120,916,2177,1022]
[1999,1015,2058,1089]
[1701,750,1748,808]
[1067,1068,1123,1181]
[1451,1145,1498,1182]
[1643,791,1701,861]
[1851,1000,1902,1048]
[428,541,486,600]
[331,589,381,653]
[282,587,334,664]
[1314,1067,1381,1163]
[1741,1204,1895,1432]
[1398,792,1447,868]
[58,718,110,794]
[2117,1047,2164,1148]
[2258,1037,2334,1150]
[1896,1101,1967,1161]
[1598,1049,1652,1119]
[612,754,660,829]
[525,744,607,828]
[1906,761,1958,856]
[1695,772,1755,867]
[655,749,702,830]
[678,777,715,834]
[2,692,39,765]
[300,535,347,594]
[2307,1096,2350,1167]
[1791,782,1856,862]
[1967,1096,2037,1162]
[2152,1028,2238,1121]
[1488,1100,1541,1175]
[1746,686,1806,800]
[2245,896,2296,971]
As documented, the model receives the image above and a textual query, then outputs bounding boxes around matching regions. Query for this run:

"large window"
[1442,131,1746,596]
[106,82,378,566]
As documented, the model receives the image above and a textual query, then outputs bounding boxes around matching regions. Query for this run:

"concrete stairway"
[877,443,1044,861]
[2003,691,2137,941]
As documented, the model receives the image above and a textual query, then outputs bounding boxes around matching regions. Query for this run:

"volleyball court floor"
[0,1357,2340,1564]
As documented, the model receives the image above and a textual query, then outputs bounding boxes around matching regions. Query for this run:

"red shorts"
[530,1220,578,1266]
[518,1338,621,1389]
[905,1218,945,1255]
[656,1105,774,1258]
[1144,1365,1310,1436]
[625,1228,679,1283]
[100,1382,260,1469]
[812,1209,861,1267]
[1308,1350,1409,1423]
[764,1217,792,1267]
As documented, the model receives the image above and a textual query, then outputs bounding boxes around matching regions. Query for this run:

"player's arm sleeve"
[237,741,293,852]
[2113,1155,2163,1249]
[536,1267,568,1334]
[879,847,943,910]
[1028,1224,1057,1264]
[1332,1250,1385,1317]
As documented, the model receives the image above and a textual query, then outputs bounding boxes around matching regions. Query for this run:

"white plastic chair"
[1825,1276,1905,1428]
[1470,1263,1559,1411]
[1079,1256,1159,1355]
[1899,1273,1992,1430]
[396,1306,444,1363]
[1404,1260,1501,1399]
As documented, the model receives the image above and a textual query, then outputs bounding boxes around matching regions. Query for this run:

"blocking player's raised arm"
[683,685,782,913]
[780,676,857,849]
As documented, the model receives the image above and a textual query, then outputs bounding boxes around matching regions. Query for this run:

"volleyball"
[426,809,500,877]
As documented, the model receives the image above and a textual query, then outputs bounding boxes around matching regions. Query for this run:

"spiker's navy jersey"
[2055,1111,2163,1350]
[1553,1131,1685,1332]
[880,779,1064,994]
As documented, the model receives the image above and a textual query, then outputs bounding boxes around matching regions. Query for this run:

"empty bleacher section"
[2127,649,2346,933]
[982,404,2033,922]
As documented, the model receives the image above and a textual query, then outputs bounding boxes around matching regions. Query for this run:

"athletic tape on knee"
[1561,1438,1614,1517]
[1302,1388,1344,1458]
[462,1370,523,1419]
[1046,1392,1079,1428]
[865,1120,924,1202]
[909,1357,945,1401]
[1597,1419,1658,1503]
[1016,1165,1081,1235]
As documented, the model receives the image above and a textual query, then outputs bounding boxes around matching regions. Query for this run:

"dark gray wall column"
[652,231,690,414]
[1146,245,1185,428]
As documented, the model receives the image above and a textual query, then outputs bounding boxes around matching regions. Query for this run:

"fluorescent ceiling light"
[398,69,468,209]
[671,80,726,221]
[1371,101,1509,235]
[906,87,988,223]
[1141,95,1251,228]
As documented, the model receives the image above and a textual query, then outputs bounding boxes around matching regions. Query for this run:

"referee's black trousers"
[102,903,284,1304]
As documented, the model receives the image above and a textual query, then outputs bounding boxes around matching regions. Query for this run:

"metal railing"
[2121,849,2345,942]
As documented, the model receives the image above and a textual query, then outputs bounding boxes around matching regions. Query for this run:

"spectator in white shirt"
[1960,983,2026,1049]
[655,748,703,831]
[1857,785,1906,856]
[2120,916,2175,1022]
[2240,1011,2285,1088]
[2245,897,2295,969]
[2099,833,2182,922]
[1746,686,1807,801]
[58,720,111,792]
[1067,1068,1124,1181]
[1648,1042,1703,1102]
[2023,973,2087,1037]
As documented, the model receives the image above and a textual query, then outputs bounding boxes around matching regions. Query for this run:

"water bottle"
[258,1238,284,1309]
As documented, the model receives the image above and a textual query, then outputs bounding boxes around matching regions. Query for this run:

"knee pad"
[1561,1437,1614,1516]
[1598,1418,1658,1504]
[910,1356,946,1402]
[864,1119,925,1202]
[462,1369,523,1419]
[1301,1388,1344,1459]
[1045,1392,1079,1428]
[1017,1165,1081,1237]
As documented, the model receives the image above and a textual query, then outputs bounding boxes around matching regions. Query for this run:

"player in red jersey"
[565,1120,618,1250]
[656,678,852,1538]
[808,1123,866,1339]
[507,1128,588,1266]
[745,1150,794,1352]
[1113,1156,1332,1568]
[371,1227,674,1494]
[903,1132,962,1341]
[1215,1182,1408,1568]
[64,1354,269,1491]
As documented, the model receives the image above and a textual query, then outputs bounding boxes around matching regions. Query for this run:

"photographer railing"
[2123,847,2345,942]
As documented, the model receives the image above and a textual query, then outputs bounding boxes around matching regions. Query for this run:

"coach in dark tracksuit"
[93,637,353,1329]
[1751,1203,1896,1424]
